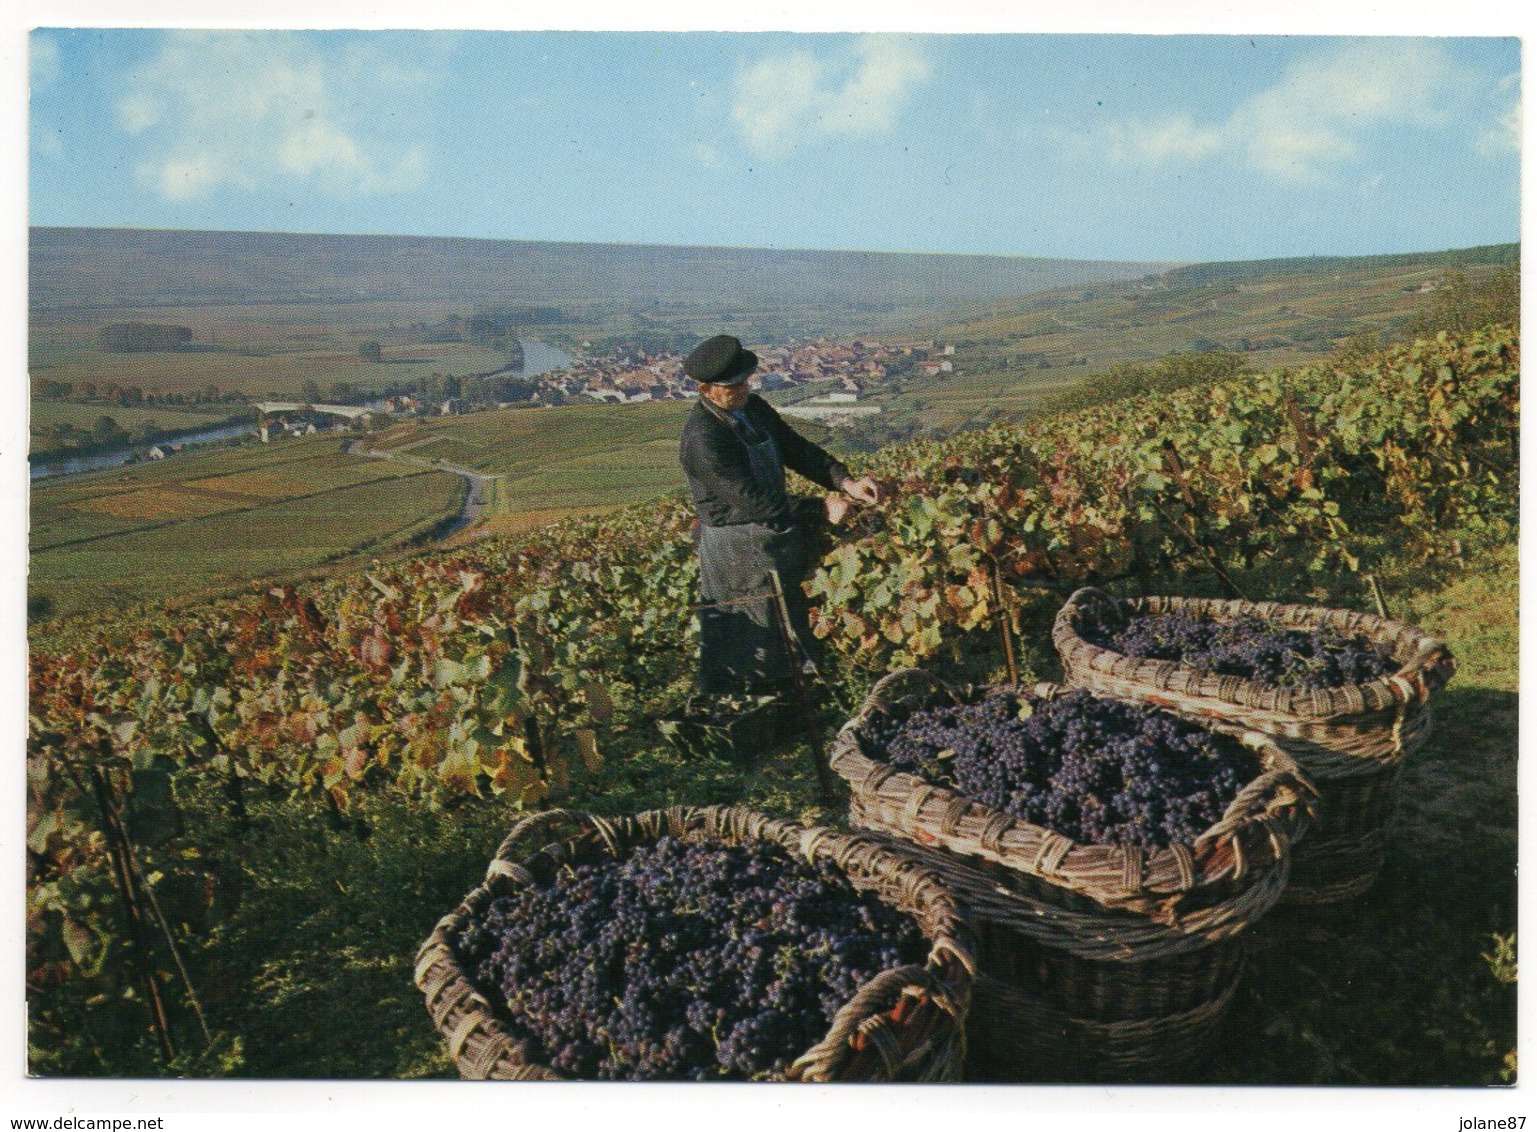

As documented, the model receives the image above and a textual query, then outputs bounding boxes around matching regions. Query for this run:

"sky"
[26,27,1521,263]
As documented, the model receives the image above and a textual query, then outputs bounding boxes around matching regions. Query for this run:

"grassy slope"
[30,434,466,621]
[365,401,689,477]
[866,257,1516,435]
[1204,544,1519,1086]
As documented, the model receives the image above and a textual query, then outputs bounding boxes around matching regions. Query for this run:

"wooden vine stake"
[1120,484,1153,598]
[86,763,176,1065]
[990,557,1020,686]
[770,570,836,807]
[1364,574,1392,620]
[1158,439,1248,600]
[85,755,216,1060]
[1282,390,1316,467]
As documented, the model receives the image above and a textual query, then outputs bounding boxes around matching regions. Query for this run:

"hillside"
[26,324,1518,1083]
[29,227,1170,341]
[860,243,1519,434]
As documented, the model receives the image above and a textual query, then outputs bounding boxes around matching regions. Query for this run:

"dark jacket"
[679,394,851,529]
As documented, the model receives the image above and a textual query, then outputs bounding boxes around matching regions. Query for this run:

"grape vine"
[25,325,1518,1064]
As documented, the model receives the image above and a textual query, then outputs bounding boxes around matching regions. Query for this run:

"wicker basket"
[1053,588,1456,904]
[827,670,1315,1081]
[414,804,976,1082]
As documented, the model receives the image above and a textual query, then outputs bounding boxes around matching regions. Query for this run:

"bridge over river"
[255,401,377,420]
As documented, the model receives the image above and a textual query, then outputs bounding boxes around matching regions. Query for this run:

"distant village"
[134,337,957,466]
[491,337,953,427]
[253,336,956,432]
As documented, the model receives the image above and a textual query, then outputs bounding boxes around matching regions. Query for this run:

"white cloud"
[1093,114,1224,164]
[115,31,435,201]
[1476,73,1521,157]
[31,33,60,90]
[117,92,166,135]
[1067,40,1470,184]
[731,35,932,160]
[158,156,233,201]
[1232,40,1453,182]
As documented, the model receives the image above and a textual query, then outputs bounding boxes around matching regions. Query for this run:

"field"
[361,401,697,506]
[29,303,511,401]
[29,434,466,622]
[30,400,239,436]
[365,400,687,474]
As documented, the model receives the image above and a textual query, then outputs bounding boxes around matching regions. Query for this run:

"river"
[29,419,258,481]
[515,337,576,379]
[30,338,577,482]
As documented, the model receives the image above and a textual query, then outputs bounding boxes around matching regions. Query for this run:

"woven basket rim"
[415,803,977,1083]
[828,671,1317,917]
[1053,587,1456,721]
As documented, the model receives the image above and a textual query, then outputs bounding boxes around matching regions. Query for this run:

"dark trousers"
[695,521,817,695]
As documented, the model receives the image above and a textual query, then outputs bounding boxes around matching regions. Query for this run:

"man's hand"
[840,476,882,506]
[824,494,852,526]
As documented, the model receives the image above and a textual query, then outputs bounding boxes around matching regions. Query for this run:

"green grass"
[364,401,700,513]
[1195,543,1519,1087]
[368,401,691,471]
[30,434,466,621]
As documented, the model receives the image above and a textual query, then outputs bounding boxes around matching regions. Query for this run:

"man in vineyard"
[679,334,882,694]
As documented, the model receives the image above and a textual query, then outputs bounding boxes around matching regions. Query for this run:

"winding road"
[347,441,500,540]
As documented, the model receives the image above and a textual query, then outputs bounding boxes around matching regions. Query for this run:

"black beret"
[683,334,758,385]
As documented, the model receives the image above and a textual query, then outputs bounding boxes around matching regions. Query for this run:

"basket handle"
[490,808,595,876]
[1056,586,1127,640]
[1400,638,1458,699]
[788,962,961,1082]
[1193,739,1317,877]
[1063,586,1119,615]
[842,669,958,732]
[867,667,950,705]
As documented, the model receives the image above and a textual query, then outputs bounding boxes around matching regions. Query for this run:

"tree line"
[97,322,194,352]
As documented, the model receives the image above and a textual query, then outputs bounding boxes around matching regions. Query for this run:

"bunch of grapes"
[1084,609,1399,690]
[867,689,1259,849]
[450,835,926,1081]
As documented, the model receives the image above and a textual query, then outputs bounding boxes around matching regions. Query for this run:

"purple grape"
[448,835,926,1081]
[1084,610,1398,690]
[866,689,1259,849]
